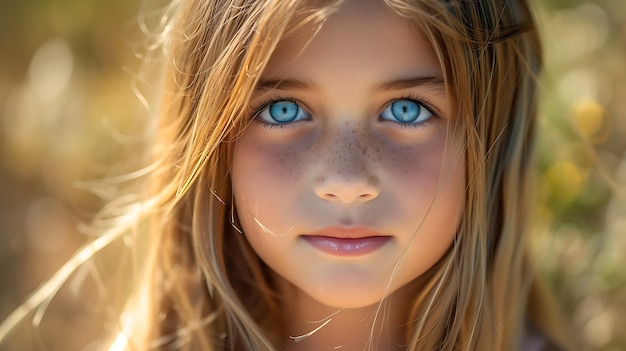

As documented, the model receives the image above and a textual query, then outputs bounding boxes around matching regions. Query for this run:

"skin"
[232,0,465,349]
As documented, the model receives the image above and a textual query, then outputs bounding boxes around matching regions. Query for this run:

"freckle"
[367,175,380,187]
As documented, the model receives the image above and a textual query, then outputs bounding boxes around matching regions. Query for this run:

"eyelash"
[249,94,440,130]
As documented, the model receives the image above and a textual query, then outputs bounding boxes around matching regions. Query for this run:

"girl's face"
[232,0,464,308]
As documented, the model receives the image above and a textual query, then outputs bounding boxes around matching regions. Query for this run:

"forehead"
[262,0,443,81]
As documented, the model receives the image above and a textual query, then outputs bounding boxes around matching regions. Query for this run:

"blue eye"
[256,100,310,125]
[380,99,433,125]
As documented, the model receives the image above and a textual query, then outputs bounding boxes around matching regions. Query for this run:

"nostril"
[324,193,338,200]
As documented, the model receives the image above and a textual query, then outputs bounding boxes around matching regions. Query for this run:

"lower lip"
[302,236,391,256]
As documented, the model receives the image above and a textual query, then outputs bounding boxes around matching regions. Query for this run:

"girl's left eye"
[256,100,310,125]
[379,99,434,125]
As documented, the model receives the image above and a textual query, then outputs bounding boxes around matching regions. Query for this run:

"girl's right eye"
[255,100,311,125]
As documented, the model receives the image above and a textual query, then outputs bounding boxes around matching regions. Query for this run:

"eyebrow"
[255,79,312,92]
[254,76,446,94]
[376,76,446,94]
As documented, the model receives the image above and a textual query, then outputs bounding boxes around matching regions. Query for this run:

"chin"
[300,279,400,310]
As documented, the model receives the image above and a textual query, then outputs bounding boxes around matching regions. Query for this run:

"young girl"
[2,0,568,350]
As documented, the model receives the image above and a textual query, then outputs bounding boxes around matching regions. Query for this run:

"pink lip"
[302,227,391,256]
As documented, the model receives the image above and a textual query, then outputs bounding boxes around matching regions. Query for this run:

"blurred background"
[0,0,624,350]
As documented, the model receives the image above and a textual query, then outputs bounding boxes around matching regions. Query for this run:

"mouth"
[301,227,391,257]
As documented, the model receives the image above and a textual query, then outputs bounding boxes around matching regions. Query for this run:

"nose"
[313,135,381,203]
[314,175,380,203]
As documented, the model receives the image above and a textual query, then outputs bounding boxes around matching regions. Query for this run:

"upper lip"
[307,226,387,239]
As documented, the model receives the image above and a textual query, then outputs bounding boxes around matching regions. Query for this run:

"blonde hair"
[37,0,560,350]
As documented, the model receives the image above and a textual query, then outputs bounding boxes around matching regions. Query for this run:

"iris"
[269,101,300,123]
[391,100,420,122]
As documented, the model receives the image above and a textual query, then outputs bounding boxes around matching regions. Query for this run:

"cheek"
[377,136,452,211]
[393,136,465,274]
[377,131,464,245]
[231,133,306,234]
[234,134,292,190]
